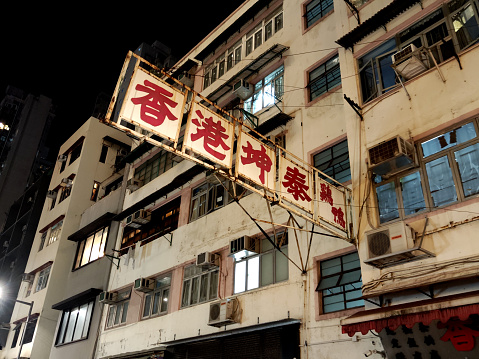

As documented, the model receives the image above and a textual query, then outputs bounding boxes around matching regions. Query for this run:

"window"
[181,265,218,307]
[39,232,48,251]
[47,220,63,246]
[190,179,247,222]
[316,252,364,313]
[90,181,100,201]
[121,197,180,251]
[10,324,21,348]
[69,141,83,165]
[142,274,171,318]
[244,66,284,115]
[74,226,108,269]
[359,1,479,103]
[99,144,108,163]
[308,54,341,101]
[58,185,72,203]
[23,318,37,344]
[305,0,334,28]
[313,139,351,183]
[374,120,479,223]
[35,265,51,292]
[134,148,178,185]
[234,233,288,294]
[106,290,130,328]
[56,300,94,345]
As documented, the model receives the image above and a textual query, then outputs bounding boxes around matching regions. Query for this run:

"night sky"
[0,1,244,155]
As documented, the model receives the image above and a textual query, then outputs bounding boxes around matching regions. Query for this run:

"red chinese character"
[438,318,479,351]
[332,206,346,228]
[282,166,312,202]
[131,80,179,126]
[190,110,230,161]
[320,183,333,206]
[240,141,272,184]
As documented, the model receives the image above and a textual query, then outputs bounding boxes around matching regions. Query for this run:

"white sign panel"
[279,156,314,213]
[236,131,276,192]
[120,69,185,142]
[184,102,235,168]
[316,175,347,231]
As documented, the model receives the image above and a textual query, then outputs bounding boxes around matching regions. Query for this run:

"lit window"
[56,301,94,345]
[48,221,63,246]
[142,274,171,318]
[74,227,109,269]
[35,266,51,292]
[308,54,341,101]
[316,252,364,313]
[244,66,284,115]
[90,181,100,201]
[181,265,218,307]
[234,233,288,294]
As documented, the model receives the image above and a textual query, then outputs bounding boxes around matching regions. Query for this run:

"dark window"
[181,265,218,308]
[142,274,171,318]
[106,290,130,328]
[305,0,334,28]
[313,139,351,183]
[99,145,108,163]
[23,318,37,344]
[316,252,364,313]
[134,148,179,185]
[69,141,83,165]
[309,54,341,101]
[10,324,21,347]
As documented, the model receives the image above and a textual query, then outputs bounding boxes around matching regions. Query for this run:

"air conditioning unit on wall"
[365,222,415,261]
[99,291,118,304]
[391,44,428,80]
[196,252,220,268]
[229,235,260,259]
[368,136,416,177]
[208,297,239,327]
[134,278,154,293]
[232,79,253,100]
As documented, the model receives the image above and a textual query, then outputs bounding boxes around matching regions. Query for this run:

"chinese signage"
[120,68,185,142]
[316,176,347,231]
[279,157,314,214]
[184,102,235,168]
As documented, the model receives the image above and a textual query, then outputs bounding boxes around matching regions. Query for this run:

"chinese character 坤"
[241,141,272,185]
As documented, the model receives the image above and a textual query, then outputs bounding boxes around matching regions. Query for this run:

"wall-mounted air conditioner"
[46,190,57,199]
[365,222,415,261]
[208,297,239,327]
[134,278,154,293]
[60,178,73,187]
[99,291,118,304]
[229,235,259,259]
[125,209,151,229]
[368,136,416,177]
[196,252,220,268]
[21,273,34,283]
[232,79,253,100]
[391,44,428,80]
[126,178,143,191]
[57,154,67,162]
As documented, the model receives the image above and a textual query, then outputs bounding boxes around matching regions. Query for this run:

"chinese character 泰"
[190,110,231,161]
[282,166,312,202]
[240,141,272,185]
[131,80,179,126]
[438,318,479,351]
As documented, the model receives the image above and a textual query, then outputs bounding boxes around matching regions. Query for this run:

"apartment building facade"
[1,118,131,359]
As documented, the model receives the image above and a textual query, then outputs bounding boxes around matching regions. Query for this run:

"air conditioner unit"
[208,297,239,327]
[366,222,415,260]
[126,178,143,191]
[60,178,73,187]
[57,154,67,162]
[391,44,428,80]
[232,79,253,100]
[229,235,260,259]
[46,190,57,199]
[368,136,416,177]
[126,210,151,229]
[99,291,118,304]
[196,252,220,268]
[134,278,154,293]
[21,273,34,283]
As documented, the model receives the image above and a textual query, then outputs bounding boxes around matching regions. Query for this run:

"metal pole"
[16,300,33,359]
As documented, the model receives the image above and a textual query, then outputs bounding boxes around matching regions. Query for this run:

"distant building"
[0,86,54,232]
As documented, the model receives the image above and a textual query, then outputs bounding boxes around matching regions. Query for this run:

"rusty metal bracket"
[344,0,360,24]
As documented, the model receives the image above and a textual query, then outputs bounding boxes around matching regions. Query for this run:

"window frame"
[307,53,341,102]
[233,233,289,294]
[312,138,351,184]
[55,300,94,346]
[106,290,130,329]
[73,226,109,270]
[304,0,334,29]
[373,119,479,224]
[141,274,171,319]
[181,264,219,308]
[243,65,284,116]
[35,265,51,292]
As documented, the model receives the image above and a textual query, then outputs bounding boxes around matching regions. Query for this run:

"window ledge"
[315,306,364,321]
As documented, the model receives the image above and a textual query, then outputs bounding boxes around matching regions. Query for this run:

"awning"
[249,111,293,137]
[68,212,115,242]
[336,0,421,49]
[341,291,479,337]
[52,288,102,311]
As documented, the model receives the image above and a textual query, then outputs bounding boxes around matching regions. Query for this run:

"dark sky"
[0,1,244,154]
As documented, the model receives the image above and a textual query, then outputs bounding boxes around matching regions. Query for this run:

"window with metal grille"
[313,139,351,183]
[308,54,341,101]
